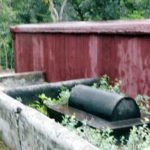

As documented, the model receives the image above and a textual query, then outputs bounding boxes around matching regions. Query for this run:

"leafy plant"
[29,100,48,116]
[121,124,150,150]
[61,114,150,150]
[93,75,122,94]
[61,114,78,130]
[39,87,70,106]
[135,95,150,115]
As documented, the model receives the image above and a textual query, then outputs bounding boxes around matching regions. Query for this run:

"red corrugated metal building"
[10,20,150,97]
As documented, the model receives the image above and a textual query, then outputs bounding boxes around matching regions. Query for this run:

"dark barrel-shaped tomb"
[69,85,141,121]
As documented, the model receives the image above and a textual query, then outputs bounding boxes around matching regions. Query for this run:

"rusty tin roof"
[10,20,150,35]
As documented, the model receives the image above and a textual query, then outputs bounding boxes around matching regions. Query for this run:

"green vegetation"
[0,0,150,69]
[92,75,122,94]
[136,95,150,115]
[27,75,150,150]
[31,75,150,115]
[36,75,123,108]
[39,87,70,106]
[62,114,150,150]
[29,86,70,115]
[29,100,48,116]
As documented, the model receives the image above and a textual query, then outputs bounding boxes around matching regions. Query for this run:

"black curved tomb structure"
[69,85,141,121]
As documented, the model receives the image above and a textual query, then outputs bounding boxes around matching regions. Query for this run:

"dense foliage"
[0,0,150,69]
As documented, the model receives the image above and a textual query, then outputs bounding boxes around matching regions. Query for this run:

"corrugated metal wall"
[11,21,150,97]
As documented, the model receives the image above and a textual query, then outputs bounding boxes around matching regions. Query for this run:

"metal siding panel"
[43,34,56,82]
[12,26,150,97]
[15,34,33,72]
[45,34,92,82]
[98,35,150,97]
[32,34,44,71]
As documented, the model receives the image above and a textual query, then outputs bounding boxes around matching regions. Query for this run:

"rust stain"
[89,35,98,76]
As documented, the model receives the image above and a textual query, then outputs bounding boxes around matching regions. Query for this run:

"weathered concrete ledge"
[0,71,45,90]
[0,74,99,149]
[5,77,98,104]
[0,90,99,150]
[0,92,24,150]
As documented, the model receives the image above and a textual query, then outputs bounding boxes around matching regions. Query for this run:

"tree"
[42,0,68,22]
[11,0,50,23]
[0,0,150,70]
[0,0,16,69]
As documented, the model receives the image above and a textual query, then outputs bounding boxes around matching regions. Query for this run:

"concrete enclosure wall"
[10,20,150,97]
[0,91,98,150]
